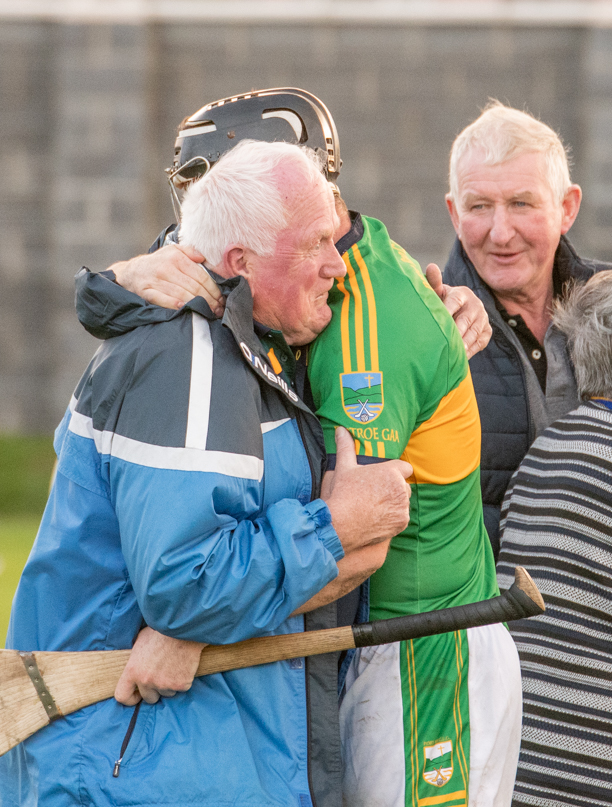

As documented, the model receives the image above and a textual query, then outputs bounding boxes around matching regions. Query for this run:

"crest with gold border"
[423,739,453,788]
[340,371,384,423]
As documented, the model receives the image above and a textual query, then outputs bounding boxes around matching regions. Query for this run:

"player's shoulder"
[357,215,460,346]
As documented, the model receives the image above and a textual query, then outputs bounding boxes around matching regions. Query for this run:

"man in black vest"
[444,101,611,558]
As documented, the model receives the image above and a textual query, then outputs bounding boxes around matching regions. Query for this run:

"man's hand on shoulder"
[426,263,492,359]
[115,626,206,706]
[110,244,225,316]
[322,427,412,554]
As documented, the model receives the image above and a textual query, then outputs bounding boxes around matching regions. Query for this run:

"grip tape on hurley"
[352,582,541,648]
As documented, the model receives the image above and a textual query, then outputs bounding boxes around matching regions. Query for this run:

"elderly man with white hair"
[497,271,612,807]
[444,101,612,558]
[75,90,521,807]
[0,140,413,807]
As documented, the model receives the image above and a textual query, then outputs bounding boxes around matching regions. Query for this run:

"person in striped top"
[497,270,612,807]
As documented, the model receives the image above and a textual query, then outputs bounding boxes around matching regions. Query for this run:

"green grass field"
[0,434,55,647]
[0,516,40,645]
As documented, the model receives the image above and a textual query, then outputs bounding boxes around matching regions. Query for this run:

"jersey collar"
[334,211,364,256]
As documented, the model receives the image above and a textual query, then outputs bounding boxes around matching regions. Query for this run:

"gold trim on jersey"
[267,348,282,375]
[352,244,379,372]
[453,631,469,795]
[339,247,380,374]
[407,639,420,807]
[417,790,467,806]
[338,245,384,454]
[337,273,352,375]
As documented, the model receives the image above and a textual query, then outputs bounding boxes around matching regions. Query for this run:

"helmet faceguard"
[165,87,342,219]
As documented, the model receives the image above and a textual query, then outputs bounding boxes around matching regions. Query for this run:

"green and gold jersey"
[308,215,497,620]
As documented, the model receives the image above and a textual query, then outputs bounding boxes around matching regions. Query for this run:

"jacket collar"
[206,272,310,411]
[334,211,364,256]
[553,234,596,286]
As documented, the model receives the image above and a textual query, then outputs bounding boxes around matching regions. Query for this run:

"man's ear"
[445,194,461,236]
[221,245,251,278]
[560,185,582,235]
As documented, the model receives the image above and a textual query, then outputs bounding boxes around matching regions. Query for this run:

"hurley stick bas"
[0,566,543,757]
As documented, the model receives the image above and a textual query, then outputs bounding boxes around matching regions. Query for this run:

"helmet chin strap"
[167,175,182,224]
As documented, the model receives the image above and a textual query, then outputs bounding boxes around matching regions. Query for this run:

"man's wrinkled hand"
[114,627,206,706]
[111,244,225,316]
[426,263,492,359]
[322,427,411,554]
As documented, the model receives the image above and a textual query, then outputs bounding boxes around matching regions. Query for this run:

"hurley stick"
[0,567,543,757]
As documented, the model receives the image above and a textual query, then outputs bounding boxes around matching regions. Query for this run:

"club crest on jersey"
[340,371,383,423]
[423,739,453,787]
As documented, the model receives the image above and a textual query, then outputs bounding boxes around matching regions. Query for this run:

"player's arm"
[116,521,393,708]
[109,243,225,315]
[290,541,389,615]
[114,428,411,704]
[108,247,491,356]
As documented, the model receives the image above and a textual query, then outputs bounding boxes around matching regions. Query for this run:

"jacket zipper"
[254,350,323,806]
[295,408,318,501]
[303,656,318,807]
[113,700,142,778]
[495,321,535,445]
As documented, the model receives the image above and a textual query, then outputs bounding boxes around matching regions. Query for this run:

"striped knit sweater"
[497,401,612,807]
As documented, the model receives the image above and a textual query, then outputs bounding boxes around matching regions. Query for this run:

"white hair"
[179,139,325,266]
[553,271,612,400]
[449,101,572,204]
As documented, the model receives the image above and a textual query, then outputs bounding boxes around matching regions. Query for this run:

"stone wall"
[1,19,611,431]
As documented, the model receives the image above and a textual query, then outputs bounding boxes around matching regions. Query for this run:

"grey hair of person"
[179,139,326,267]
[553,271,612,400]
[449,100,572,205]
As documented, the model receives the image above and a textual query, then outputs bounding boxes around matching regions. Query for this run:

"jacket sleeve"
[75,267,180,339]
[110,459,342,644]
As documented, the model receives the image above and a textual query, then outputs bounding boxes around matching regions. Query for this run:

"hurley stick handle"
[196,625,355,676]
[0,567,543,758]
[195,566,544,674]
[353,567,544,647]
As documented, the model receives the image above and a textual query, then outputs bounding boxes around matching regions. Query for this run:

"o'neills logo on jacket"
[240,342,299,403]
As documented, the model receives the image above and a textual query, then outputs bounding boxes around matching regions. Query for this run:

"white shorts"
[340,623,522,807]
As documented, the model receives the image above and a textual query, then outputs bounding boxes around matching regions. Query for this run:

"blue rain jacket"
[0,270,344,807]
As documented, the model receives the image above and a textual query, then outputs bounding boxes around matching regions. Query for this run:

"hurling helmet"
[166,87,341,218]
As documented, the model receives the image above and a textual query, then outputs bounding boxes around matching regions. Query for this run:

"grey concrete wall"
[0,22,150,432]
[1,20,611,432]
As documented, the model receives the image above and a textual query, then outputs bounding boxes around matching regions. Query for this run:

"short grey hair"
[179,139,326,266]
[449,101,572,204]
[553,271,612,400]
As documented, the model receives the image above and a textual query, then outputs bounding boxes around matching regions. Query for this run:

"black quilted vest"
[443,236,610,558]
